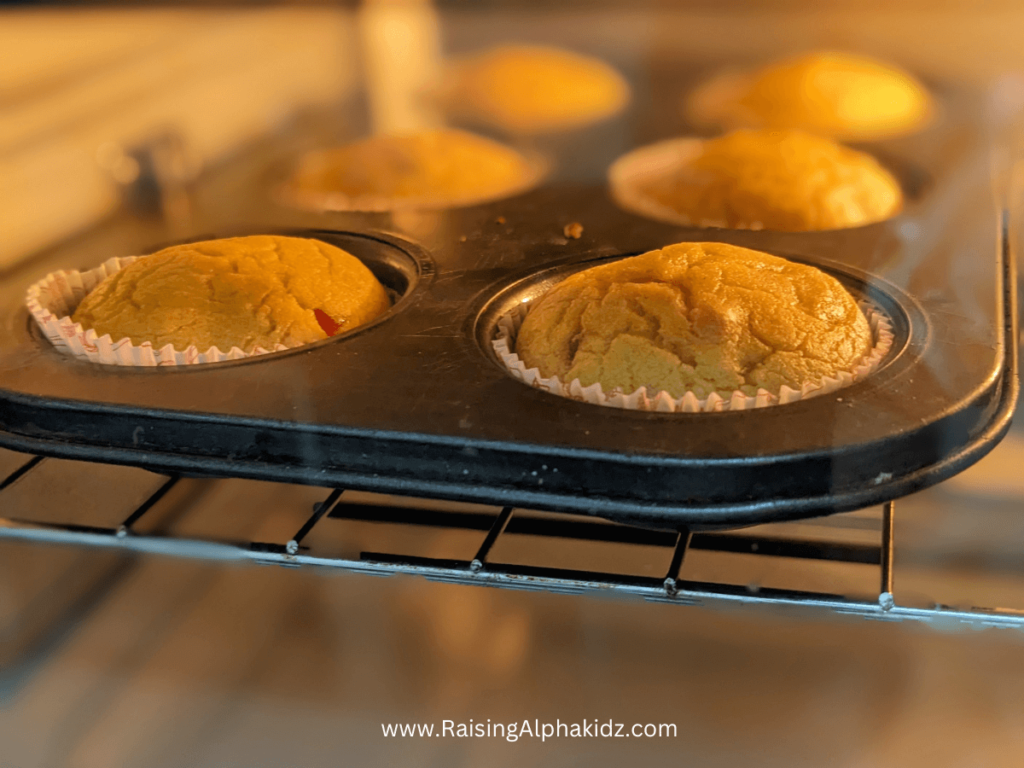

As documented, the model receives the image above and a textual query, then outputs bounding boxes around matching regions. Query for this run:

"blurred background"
[3,2,1024,766]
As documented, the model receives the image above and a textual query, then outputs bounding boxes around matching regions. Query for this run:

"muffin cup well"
[607,138,713,228]
[435,57,633,136]
[608,137,905,231]
[682,67,937,142]
[492,300,894,413]
[27,257,292,367]
[275,150,549,213]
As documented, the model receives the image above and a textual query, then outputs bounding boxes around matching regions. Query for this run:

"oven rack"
[2,454,1023,632]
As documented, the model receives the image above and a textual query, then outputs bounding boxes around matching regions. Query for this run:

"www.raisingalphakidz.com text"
[382,719,677,742]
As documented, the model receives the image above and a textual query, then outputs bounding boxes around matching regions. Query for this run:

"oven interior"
[3,3,1024,765]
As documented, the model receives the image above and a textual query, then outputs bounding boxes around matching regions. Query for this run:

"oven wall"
[0,7,358,269]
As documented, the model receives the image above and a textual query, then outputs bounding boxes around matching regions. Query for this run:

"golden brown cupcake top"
[285,129,538,210]
[516,242,872,399]
[689,51,933,141]
[633,129,903,231]
[444,45,630,133]
[72,235,390,353]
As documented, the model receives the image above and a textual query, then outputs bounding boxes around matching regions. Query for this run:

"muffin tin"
[0,82,1015,530]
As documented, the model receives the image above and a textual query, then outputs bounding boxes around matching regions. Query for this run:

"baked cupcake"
[71,235,390,355]
[609,129,903,231]
[515,242,874,401]
[441,44,630,134]
[687,51,933,141]
[282,129,541,211]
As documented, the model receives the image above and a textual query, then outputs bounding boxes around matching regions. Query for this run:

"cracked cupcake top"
[515,242,872,399]
[639,129,903,231]
[71,235,390,353]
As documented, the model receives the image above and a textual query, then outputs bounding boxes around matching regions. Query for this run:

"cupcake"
[440,44,630,134]
[687,51,933,141]
[609,129,903,231]
[509,242,880,407]
[69,235,390,357]
[282,129,542,211]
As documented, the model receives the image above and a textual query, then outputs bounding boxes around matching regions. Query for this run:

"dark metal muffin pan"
[0,87,1015,530]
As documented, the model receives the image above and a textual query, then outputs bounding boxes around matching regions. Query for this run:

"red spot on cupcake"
[314,308,343,337]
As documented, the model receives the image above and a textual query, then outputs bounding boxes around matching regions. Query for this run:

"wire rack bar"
[4,513,1019,629]
[663,530,691,594]
[326,501,882,563]
[116,475,180,536]
[880,500,896,610]
[471,506,514,571]
[0,455,43,492]
[286,487,344,554]
[1,461,1022,631]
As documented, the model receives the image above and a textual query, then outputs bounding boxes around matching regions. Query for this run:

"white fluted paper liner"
[26,257,291,367]
[492,301,894,412]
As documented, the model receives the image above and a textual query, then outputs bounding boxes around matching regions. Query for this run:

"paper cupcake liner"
[275,150,549,214]
[492,300,894,413]
[26,257,292,367]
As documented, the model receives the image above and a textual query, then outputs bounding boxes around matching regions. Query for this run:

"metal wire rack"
[3,452,1023,633]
